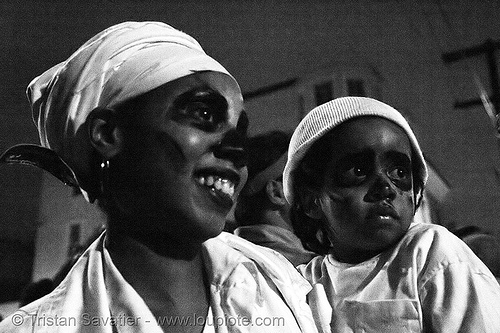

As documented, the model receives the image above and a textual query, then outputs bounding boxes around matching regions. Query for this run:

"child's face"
[313,117,414,263]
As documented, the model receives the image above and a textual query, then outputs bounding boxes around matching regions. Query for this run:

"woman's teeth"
[197,175,235,197]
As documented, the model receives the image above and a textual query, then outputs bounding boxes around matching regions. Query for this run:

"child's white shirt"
[298,222,500,333]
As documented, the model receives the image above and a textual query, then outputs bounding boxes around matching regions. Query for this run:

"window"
[296,63,382,118]
[314,81,333,106]
[347,79,366,96]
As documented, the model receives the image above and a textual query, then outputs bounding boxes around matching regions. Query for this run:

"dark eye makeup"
[385,152,412,190]
[172,87,228,131]
[330,151,412,190]
[236,111,249,136]
[332,154,372,186]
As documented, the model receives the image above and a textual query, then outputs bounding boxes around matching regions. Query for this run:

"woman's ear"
[298,188,323,220]
[87,107,123,160]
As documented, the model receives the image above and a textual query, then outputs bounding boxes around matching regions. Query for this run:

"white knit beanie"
[283,96,428,204]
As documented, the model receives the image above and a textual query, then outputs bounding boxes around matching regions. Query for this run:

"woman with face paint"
[0,22,317,333]
[284,97,500,332]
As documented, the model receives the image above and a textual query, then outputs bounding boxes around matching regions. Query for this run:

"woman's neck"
[106,229,210,332]
[106,212,205,258]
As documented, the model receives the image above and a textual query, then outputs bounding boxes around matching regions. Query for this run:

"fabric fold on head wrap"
[283,96,428,205]
[24,21,235,201]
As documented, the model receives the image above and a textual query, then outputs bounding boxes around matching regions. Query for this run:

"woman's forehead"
[147,72,240,99]
[132,71,244,118]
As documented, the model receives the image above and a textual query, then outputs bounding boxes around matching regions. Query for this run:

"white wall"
[32,174,105,282]
[0,301,19,320]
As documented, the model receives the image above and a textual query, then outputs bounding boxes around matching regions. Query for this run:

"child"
[283,96,500,332]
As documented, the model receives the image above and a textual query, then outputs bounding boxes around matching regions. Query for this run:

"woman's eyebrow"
[174,86,228,108]
[192,86,219,97]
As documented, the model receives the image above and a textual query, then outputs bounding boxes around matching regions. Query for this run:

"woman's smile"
[194,168,241,209]
[108,71,246,241]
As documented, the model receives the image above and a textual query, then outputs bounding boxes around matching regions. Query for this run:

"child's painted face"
[314,117,414,263]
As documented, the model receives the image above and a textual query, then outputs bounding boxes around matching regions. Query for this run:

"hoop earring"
[100,160,110,196]
[314,197,320,207]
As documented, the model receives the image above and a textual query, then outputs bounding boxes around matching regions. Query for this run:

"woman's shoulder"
[205,232,312,291]
[0,289,62,332]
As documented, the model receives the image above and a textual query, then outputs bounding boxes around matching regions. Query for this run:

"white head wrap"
[283,96,428,204]
[27,21,236,197]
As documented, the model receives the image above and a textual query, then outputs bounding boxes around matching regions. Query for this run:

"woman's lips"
[194,168,241,209]
[196,175,236,198]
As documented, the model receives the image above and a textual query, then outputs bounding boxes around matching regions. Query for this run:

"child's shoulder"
[405,222,460,243]
[398,222,483,271]
[404,222,455,242]
[402,222,465,254]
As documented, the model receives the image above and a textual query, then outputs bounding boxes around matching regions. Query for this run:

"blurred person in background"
[452,225,500,283]
[233,131,316,267]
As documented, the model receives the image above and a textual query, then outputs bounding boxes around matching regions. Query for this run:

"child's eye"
[387,165,412,191]
[337,165,369,185]
[387,166,410,181]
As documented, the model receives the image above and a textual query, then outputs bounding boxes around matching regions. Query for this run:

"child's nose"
[365,173,397,202]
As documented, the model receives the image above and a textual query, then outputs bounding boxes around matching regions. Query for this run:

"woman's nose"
[365,173,397,202]
[213,129,248,168]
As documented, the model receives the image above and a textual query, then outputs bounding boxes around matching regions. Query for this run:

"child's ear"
[87,107,124,160]
[265,179,287,206]
[299,188,323,220]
